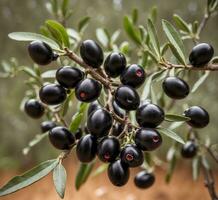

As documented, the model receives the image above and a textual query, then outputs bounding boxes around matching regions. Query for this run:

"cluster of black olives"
[24,39,212,188]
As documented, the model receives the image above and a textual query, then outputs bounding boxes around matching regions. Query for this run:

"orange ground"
[0,157,217,200]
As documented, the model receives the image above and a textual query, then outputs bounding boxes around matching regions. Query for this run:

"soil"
[0,158,217,200]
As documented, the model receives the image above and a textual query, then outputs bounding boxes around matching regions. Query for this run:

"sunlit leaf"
[0,159,58,196]
[165,113,190,122]
[191,71,210,93]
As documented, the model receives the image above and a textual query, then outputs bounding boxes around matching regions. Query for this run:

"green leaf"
[165,154,177,183]
[53,163,67,199]
[75,162,94,190]
[41,70,57,78]
[96,28,109,48]
[0,159,58,196]
[161,43,170,56]
[61,91,74,117]
[123,16,142,45]
[162,20,186,65]
[173,14,190,33]
[149,6,158,23]
[147,19,160,58]
[78,16,91,33]
[131,8,138,24]
[22,133,48,155]
[69,103,88,132]
[8,32,60,51]
[168,121,184,130]
[61,0,69,17]
[191,71,210,93]
[45,20,70,47]
[111,30,120,43]
[165,113,190,122]
[157,127,185,144]
[192,156,200,181]
[141,70,165,100]
[168,44,186,65]
[92,164,108,177]
[120,41,129,54]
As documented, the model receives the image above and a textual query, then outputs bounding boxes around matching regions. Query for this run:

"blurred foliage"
[0,0,218,169]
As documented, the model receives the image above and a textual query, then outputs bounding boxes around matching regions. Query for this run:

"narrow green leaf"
[192,156,200,181]
[0,159,58,196]
[149,6,158,23]
[69,103,88,132]
[45,20,70,47]
[168,121,184,130]
[8,32,60,51]
[165,113,190,122]
[22,133,48,155]
[92,164,108,177]
[147,19,160,58]
[61,0,69,17]
[61,91,74,117]
[157,127,185,144]
[165,155,177,183]
[169,43,186,65]
[123,16,142,45]
[96,28,109,48]
[78,16,91,33]
[111,30,120,43]
[53,163,67,199]
[173,14,190,33]
[41,70,57,78]
[120,41,129,54]
[161,43,170,56]
[162,20,186,65]
[75,162,94,190]
[191,71,210,93]
[131,8,138,24]
[141,70,165,100]
[21,67,38,79]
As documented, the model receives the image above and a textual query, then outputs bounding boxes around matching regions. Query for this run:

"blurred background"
[0,0,218,199]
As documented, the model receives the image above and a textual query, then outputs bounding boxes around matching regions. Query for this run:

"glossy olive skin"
[181,141,198,158]
[56,66,84,88]
[28,41,56,65]
[97,136,120,163]
[184,106,209,128]
[136,103,165,128]
[134,171,155,189]
[108,160,130,187]
[135,128,162,151]
[40,121,57,133]
[112,101,125,118]
[120,144,144,168]
[87,100,101,116]
[120,64,146,88]
[24,99,45,119]
[162,77,190,99]
[39,84,67,105]
[114,85,140,111]
[104,52,126,78]
[49,126,75,150]
[111,123,124,137]
[76,134,97,163]
[189,43,214,67]
[87,108,113,138]
[75,78,102,102]
[80,40,104,68]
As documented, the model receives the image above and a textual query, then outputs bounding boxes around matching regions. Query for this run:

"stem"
[201,159,218,200]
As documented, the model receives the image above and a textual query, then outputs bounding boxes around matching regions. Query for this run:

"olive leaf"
[123,16,142,45]
[75,162,95,190]
[147,19,161,58]
[165,113,190,122]
[61,91,74,117]
[45,20,70,47]
[131,8,138,24]
[0,159,58,196]
[173,14,191,33]
[78,16,91,33]
[192,156,200,181]
[162,20,186,65]
[91,164,108,177]
[96,28,110,48]
[69,103,88,133]
[8,32,60,51]
[53,163,67,199]
[41,70,57,78]
[157,127,185,144]
[191,71,210,93]
[165,153,177,183]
